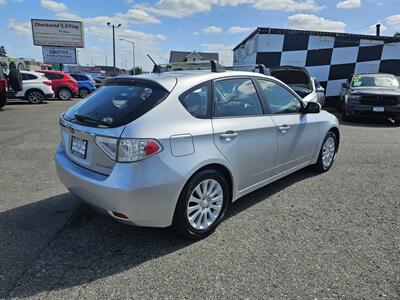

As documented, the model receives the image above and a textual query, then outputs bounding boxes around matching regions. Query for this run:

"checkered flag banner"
[234,28,400,108]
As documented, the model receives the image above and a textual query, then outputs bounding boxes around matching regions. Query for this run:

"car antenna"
[147,54,162,73]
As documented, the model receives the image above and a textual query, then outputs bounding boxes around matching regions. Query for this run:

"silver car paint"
[55,70,339,228]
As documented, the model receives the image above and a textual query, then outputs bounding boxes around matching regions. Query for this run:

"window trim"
[178,80,212,119]
[254,77,305,116]
[211,76,267,119]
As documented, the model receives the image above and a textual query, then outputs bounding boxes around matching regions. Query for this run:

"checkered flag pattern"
[234,29,400,107]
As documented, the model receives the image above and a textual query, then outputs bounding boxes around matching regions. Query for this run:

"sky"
[0,0,399,71]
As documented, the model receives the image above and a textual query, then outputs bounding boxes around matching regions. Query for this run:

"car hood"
[349,88,400,96]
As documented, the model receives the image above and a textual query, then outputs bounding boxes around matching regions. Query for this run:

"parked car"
[38,70,78,101]
[55,67,340,239]
[92,76,108,89]
[11,70,54,104]
[270,66,325,106]
[69,73,96,98]
[339,73,400,123]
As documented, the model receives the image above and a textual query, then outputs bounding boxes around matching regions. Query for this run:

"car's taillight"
[117,139,162,162]
[43,80,52,86]
[95,136,118,160]
[94,137,162,162]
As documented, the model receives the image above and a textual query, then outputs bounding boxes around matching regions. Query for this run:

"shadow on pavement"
[2,167,318,298]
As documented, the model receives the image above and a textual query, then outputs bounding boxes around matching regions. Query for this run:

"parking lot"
[1,99,399,299]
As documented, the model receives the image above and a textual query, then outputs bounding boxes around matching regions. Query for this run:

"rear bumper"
[55,145,184,227]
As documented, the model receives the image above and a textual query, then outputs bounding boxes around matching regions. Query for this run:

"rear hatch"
[60,75,176,175]
[270,66,312,98]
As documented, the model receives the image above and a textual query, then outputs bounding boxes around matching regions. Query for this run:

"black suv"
[339,73,400,123]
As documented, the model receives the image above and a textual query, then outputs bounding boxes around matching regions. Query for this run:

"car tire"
[57,88,72,101]
[314,131,337,173]
[26,89,44,104]
[0,91,7,108]
[79,88,90,98]
[173,169,230,239]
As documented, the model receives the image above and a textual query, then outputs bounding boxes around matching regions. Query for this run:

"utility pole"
[107,22,121,75]
[119,38,135,75]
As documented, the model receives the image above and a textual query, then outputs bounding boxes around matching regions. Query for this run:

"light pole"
[119,38,135,75]
[107,22,121,75]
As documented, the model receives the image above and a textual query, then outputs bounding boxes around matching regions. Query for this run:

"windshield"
[351,75,399,88]
[63,81,169,128]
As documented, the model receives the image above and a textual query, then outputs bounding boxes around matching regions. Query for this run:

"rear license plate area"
[71,136,88,159]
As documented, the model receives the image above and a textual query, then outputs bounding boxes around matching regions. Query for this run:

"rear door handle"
[219,131,238,140]
[278,125,290,133]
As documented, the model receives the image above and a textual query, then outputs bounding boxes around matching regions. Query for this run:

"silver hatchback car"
[56,67,339,239]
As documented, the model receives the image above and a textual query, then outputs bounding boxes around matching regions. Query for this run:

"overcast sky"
[0,0,399,70]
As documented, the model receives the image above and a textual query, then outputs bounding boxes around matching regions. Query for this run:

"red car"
[38,70,78,100]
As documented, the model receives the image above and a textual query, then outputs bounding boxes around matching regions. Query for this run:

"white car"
[15,71,54,104]
[270,66,326,106]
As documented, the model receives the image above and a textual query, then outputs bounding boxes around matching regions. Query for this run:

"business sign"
[31,19,84,48]
[42,47,77,64]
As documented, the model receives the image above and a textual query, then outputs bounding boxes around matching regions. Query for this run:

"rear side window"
[21,73,37,80]
[43,73,63,80]
[71,74,88,81]
[63,81,169,128]
[179,82,210,118]
[213,78,263,117]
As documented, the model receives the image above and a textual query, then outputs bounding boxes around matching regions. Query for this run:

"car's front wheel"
[57,88,72,101]
[314,131,337,173]
[173,169,229,239]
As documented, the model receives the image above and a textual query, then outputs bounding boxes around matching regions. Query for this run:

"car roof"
[21,70,46,76]
[38,70,66,74]
[119,70,270,92]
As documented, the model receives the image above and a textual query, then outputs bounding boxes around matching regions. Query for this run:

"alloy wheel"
[79,89,89,98]
[186,179,224,230]
[28,91,43,104]
[322,136,335,169]
[59,89,71,100]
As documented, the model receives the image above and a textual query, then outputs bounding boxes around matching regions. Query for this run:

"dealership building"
[233,28,400,107]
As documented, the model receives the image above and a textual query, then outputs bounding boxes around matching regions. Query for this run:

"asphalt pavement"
[0,99,399,299]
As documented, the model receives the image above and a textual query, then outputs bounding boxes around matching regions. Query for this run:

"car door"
[212,77,277,192]
[256,79,319,175]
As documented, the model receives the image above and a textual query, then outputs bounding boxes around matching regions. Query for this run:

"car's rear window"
[63,80,169,128]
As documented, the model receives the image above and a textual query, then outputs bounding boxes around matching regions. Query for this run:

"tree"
[131,66,143,75]
[395,32,400,38]
[0,46,7,57]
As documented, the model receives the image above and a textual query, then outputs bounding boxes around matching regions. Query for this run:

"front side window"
[213,78,263,117]
[179,83,209,118]
[63,81,169,127]
[257,80,301,114]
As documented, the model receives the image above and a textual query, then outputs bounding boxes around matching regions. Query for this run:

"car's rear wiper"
[74,114,111,127]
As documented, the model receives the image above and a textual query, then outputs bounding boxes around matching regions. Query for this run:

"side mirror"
[316,86,325,93]
[341,82,348,88]
[305,101,321,114]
